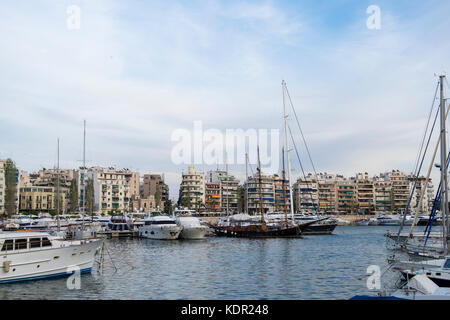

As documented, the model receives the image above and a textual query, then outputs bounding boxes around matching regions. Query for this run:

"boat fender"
[3,261,10,273]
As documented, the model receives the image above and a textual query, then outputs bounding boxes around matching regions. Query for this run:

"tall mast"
[282,80,295,221]
[245,152,248,214]
[82,120,86,214]
[56,138,61,231]
[83,120,86,168]
[225,151,229,216]
[281,147,289,226]
[257,146,266,225]
[440,75,448,254]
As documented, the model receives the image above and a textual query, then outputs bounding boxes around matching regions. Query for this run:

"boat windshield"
[444,259,450,269]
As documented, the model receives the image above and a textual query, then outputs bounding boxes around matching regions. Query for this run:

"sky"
[1,0,450,201]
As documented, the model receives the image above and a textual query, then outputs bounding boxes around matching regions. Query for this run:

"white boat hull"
[0,239,103,283]
[179,226,209,239]
[139,225,182,240]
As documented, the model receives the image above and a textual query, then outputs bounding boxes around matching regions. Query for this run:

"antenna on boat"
[282,80,295,221]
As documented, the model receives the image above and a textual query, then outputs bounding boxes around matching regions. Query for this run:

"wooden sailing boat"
[212,147,304,237]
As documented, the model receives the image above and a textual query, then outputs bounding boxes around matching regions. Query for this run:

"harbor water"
[0,226,406,300]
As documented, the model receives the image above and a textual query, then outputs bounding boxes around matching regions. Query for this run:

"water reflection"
[0,226,403,299]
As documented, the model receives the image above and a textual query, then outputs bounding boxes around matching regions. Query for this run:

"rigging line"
[397,93,441,240]
[284,84,318,176]
[288,125,317,212]
[412,82,440,176]
[424,149,450,245]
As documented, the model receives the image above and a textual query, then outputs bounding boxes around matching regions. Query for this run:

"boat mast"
[245,152,248,214]
[226,161,229,216]
[439,74,448,254]
[281,147,289,226]
[257,146,266,225]
[56,138,61,232]
[282,80,295,221]
[82,120,86,216]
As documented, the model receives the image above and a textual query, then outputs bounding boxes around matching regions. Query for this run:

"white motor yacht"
[175,216,209,239]
[139,215,182,240]
[376,214,401,226]
[0,231,103,283]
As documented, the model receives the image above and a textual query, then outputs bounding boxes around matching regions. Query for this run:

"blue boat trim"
[0,267,92,284]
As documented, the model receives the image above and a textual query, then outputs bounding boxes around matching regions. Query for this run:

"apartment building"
[77,167,138,214]
[205,182,221,211]
[317,173,338,212]
[207,170,239,214]
[373,177,392,212]
[246,173,276,214]
[292,173,318,212]
[293,170,435,214]
[19,186,66,213]
[142,174,168,209]
[0,160,20,216]
[336,179,357,213]
[355,172,375,212]
[387,171,410,212]
[273,174,291,212]
[407,175,434,213]
[179,166,205,210]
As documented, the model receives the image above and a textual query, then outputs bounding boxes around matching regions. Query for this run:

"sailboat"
[212,147,304,238]
[390,75,450,288]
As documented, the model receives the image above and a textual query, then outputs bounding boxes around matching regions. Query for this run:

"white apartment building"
[77,167,139,214]
[179,166,205,210]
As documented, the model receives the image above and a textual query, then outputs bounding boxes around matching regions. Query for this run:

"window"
[30,238,41,248]
[1,240,13,251]
[444,259,450,269]
[14,238,28,250]
[41,237,51,247]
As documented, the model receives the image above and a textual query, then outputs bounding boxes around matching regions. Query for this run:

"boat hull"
[139,225,182,240]
[213,224,302,238]
[0,238,103,283]
[302,223,337,235]
[179,226,209,240]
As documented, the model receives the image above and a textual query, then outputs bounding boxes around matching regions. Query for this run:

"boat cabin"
[0,232,53,253]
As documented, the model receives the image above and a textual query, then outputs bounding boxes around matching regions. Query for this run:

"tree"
[181,195,192,209]
[69,178,78,213]
[237,186,245,213]
[4,159,18,218]
[164,199,173,215]
[85,178,95,218]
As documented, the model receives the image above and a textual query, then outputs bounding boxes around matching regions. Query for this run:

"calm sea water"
[0,226,408,300]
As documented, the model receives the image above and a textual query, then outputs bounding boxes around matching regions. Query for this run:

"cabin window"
[30,238,41,248]
[1,240,13,251]
[444,259,450,269]
[14,239,28,250]
[41,237,51,247]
